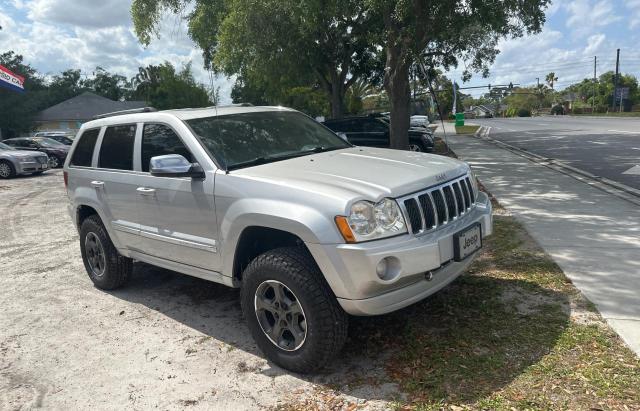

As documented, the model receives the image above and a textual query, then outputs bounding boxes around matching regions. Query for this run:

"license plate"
[454,223,482,261]
[42,164,48,169]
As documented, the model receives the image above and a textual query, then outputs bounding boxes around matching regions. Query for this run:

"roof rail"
[93,107,157,120]
[204,103,254,109]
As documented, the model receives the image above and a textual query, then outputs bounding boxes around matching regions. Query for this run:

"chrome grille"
[400,174,477,235]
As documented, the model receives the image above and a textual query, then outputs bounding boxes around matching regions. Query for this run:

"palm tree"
[545,72,558,90]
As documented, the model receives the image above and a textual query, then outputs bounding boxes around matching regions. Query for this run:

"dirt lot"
[1,170,638,410]
[0,170,397,410]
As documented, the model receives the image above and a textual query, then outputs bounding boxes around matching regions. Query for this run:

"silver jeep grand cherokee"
[64,106,492,372]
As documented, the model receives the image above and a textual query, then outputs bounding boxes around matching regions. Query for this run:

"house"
[34,92,147,132]
[466,105,494,118]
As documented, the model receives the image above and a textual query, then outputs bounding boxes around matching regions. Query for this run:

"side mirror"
[149,154,205,179]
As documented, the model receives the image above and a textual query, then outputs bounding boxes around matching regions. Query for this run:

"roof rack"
[93,107,157,120]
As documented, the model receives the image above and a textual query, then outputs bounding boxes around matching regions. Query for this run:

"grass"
[371,212,638,410]
[274,198,639,411]
[455,125,480,134]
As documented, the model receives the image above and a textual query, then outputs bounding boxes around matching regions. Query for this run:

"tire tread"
[240,247,348,373]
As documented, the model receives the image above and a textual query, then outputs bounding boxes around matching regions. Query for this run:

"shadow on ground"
[110,261,570,405]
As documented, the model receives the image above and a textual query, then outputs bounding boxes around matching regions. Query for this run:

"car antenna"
[418,61,450,155]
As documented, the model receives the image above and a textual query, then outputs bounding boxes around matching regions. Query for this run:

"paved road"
[471,116,640,190]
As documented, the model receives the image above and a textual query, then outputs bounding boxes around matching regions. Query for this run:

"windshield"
[0,142,12,150]
[35,137,67,148]
[186,111,351,170]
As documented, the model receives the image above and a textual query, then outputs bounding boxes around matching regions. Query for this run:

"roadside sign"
[0,64,25,93]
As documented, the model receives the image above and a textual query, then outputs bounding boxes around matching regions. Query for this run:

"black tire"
[408,141,427,152]
[32,171,44,175]
[240,247,348,373]
[0,160,15,179]
[79,215,132,290]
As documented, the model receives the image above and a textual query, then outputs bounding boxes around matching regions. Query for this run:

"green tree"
[48,69,87,102]
[545,72,558,90]
[83,67,130,101]
[131,0,383,118]
[129,62,212,109]
[364,0,549,148]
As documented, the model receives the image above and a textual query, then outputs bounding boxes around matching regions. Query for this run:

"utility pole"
[593,56,596,113]
[613,48,620,112]
[536,78,541,111]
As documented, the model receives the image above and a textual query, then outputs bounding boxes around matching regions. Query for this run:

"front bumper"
[16,160,49,175]
[307,191,492,316]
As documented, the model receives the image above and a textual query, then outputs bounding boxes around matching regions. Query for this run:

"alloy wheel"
[0,163,11,178]
[85,232,106,277]
[48,156,60,168]
[409,144,422,152]
[254,280,307,351]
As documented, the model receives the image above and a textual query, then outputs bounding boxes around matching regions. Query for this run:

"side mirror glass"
[149,154,205,179]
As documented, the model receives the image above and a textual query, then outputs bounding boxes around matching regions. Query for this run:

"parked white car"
[64,105,492,372]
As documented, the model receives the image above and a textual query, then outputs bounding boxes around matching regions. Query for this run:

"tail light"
[63,171,68,188]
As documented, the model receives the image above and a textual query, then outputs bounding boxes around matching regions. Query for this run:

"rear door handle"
[136,187,156,196]
[91,181,104,189]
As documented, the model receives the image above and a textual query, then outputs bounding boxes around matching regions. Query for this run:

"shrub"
[572,107,584,114]
[517,108,531,117]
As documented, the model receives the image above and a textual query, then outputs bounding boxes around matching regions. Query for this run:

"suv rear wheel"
[240,247,348,373]
[79,215,132,290]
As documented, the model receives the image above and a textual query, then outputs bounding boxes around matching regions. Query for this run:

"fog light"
[375,256,401,281]
[376,259,388,278]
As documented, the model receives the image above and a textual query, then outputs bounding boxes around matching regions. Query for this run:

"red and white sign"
[0,64,25,93]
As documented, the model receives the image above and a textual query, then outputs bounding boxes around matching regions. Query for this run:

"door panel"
[95,124,140,249]
[134,123,220,272]
[135,175,219,271]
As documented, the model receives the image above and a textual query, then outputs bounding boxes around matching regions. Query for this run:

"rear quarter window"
[98,125,136,170]
[70,129,100,167]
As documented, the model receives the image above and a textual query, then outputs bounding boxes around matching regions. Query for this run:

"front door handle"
[91,181,104,189]
[136,187,156,196]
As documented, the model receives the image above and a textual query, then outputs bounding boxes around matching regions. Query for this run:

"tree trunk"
[384,43,411,150]
[329,71,345,119]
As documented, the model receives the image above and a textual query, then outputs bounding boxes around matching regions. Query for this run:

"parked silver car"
[0,142,49,178]
[64,106,492,373]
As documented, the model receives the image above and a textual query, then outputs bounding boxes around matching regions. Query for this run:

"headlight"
[335,199,407,243]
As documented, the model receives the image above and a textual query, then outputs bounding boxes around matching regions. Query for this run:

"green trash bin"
[455,112,465,127]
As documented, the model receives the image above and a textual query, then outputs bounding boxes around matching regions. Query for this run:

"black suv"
[323,116,434,152]
[3,137,70,168]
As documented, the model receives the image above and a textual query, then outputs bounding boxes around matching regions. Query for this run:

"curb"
[473,126,640,207]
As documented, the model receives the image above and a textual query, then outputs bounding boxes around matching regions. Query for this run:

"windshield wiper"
[226,146,346,171]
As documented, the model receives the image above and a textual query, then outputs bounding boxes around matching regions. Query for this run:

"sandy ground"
[0,170,398,410]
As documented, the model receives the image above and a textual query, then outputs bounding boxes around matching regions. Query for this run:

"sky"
[1,0,640,101]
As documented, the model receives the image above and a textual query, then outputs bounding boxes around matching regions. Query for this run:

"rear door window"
[362,119,388,133]
[70,129,100,167]
[98,125,136,170]
[141,124,193,172]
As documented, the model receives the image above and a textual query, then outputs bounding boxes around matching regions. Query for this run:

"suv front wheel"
[79,215,132,290]
[240,247,348,373]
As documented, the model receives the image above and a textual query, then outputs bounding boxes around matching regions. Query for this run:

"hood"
[230,147,469,201]
[1,149,46,158]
